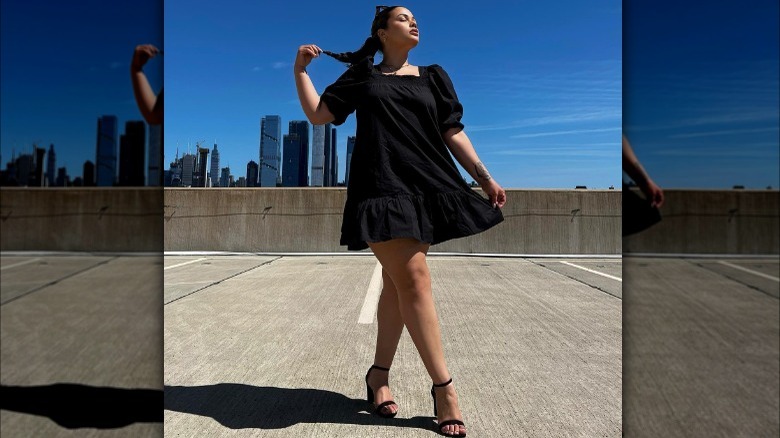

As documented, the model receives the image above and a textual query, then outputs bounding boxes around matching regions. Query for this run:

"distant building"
[282,133,300,187]
[246,160,259,187]
[346,136,356,186]
[14,154,34,186]
[219,167,230,188]
[46,144,56,186]
[311,124,325,187]
[96,115,118,186]
[148,124,162,186]
[83,161,95,186]
[210,143,221,187]
[259,115,281,187]
[236,176,247,187]
[196,147,209,187]
[33,146,46,187]
[55,167,69,187]
[181,154,195,187]
[328,127,338,187]
[288,120,310,186]
[119,121,146,186]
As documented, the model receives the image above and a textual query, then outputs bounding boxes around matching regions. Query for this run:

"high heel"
[365,365,398,418]
[431,378,466,436]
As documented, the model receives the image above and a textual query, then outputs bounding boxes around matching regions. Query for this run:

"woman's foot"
[432,381,466,436]
[366,366,398,417]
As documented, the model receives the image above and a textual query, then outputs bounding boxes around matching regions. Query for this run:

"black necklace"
[379,62,410,75]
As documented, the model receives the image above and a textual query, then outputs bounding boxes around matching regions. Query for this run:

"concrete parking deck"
[2,253,777,437]
[163,253,623,437]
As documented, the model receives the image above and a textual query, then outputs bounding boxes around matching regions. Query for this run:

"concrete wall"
[163,188,621,254]
[0,188,162,252]
[3,188,776,254]
[623,189,779,254]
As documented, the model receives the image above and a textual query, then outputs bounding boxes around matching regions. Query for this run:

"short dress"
[321,63,504,251]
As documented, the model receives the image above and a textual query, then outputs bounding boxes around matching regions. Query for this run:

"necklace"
[379,62,411,75]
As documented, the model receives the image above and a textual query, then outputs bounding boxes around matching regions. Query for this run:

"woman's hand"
[481,179,507,209]
[295,44,323,70]
[131,44,160,73]
[639,179,664,208]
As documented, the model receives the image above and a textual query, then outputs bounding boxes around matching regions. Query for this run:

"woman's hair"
[323,6,401,67]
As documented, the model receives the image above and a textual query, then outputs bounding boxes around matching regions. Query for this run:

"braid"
[323,36,381,66]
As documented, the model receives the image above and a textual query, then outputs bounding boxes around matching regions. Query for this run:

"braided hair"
[322,6,401,68]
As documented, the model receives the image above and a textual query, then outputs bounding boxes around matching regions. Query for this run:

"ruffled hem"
[340,190,504,251]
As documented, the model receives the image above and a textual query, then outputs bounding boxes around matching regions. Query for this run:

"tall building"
[119,121,146,186]
[330,127,338,186]
[181,153,195,187]
[282,134,300,187]
[148,124,162,186]
[96,115,118,186]
[55,167,69,186]
[14,154,34,186]
[259,115,281,187]
[346,136,356,186]
[196,147,209,187]
[33,146,45,187]
[83,161,95,186]
[322,124,333,186]
[246,160,259,187]
[311,124,325,187]
[46,144,56,186]
[219,167,230,188]
[289,120,310,186]
[210,143,220,187]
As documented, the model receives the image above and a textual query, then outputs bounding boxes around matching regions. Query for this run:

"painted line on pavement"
[358,262,383,324]
[0,258,40,271]
[164,258,207,271]
[718,261,779,282]
[560,261,622,282]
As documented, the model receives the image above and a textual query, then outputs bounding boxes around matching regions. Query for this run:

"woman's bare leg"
[368,238,465,436]
[367,268,403,415]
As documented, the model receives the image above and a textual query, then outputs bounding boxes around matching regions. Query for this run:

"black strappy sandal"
[431,378,466,436]
[365,365,398,418]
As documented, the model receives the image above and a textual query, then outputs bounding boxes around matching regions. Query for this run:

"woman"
[294,6,506,436]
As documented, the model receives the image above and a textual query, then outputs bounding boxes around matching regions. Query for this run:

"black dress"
[321,63,504,251]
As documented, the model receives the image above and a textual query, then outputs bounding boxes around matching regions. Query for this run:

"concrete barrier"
[623,189,779,254]
[3,188,775,254]
[163,188,621,253]
[0,188,162,252]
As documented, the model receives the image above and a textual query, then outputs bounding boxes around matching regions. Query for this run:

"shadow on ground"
[0,383,162,428]
[164,383,434,432]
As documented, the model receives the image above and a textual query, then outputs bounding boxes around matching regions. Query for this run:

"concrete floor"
[2,253,777,437]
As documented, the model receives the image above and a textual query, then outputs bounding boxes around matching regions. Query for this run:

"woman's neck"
[380,48,411,68]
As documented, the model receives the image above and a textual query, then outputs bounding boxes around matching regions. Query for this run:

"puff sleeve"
[320,65,364,126]
[427,64,465,133]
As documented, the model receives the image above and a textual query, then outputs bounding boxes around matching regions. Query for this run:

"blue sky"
[164,0,622,189]
[0,0,162,180]
[623,0,779,188]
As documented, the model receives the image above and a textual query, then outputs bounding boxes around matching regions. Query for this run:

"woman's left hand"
[481,179,506,209]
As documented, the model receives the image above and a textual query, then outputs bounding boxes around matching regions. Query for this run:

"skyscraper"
[246,160,259,187]
[282,134,300,187]
[196,147,209,187]
[83,161,95,186]
[259,115,281,187]
[220,167,230,188]
[289,120,310,186]
[181,153,195,187]
[311,124,325,187]
[148,124,162,186]
[323,124,333,186]
[346,136,356,186]
[96,115,118,186]
[330,127,338,186]
[33,146,45,187]
[119,121,146,186]
[46,144,56,186]
[210,142,220,187]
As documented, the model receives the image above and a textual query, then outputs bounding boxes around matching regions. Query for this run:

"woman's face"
[378,7,419,50]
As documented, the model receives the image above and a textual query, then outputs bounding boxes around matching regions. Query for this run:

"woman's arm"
[130,44,163,125]
[294,44,335,125]
[622,135,664,208]
[443,128,506,208]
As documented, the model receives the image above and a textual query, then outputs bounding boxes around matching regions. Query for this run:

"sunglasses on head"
[375,5,390,17]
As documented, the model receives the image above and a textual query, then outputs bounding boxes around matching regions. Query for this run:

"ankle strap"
[433,378,453,388]
[371,365,390,372]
